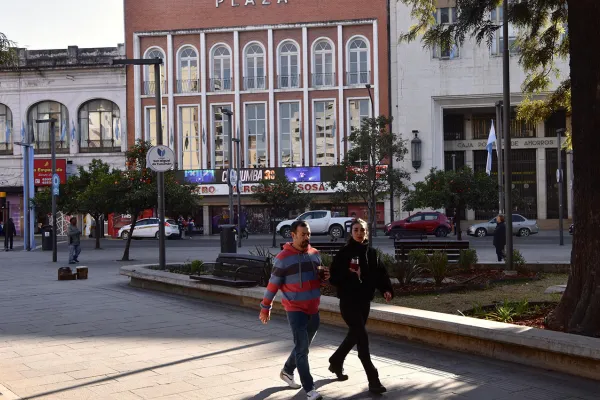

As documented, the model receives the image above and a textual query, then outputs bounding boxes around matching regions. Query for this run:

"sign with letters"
[33,159,67,186]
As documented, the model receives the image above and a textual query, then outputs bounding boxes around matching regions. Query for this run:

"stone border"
[120,265,600,381]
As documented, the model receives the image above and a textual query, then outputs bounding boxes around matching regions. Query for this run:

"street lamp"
[411,130,422,170]
[557,128,565,246]
[365,84,375,118]
[232,137,242,248]
[35,118,57,262]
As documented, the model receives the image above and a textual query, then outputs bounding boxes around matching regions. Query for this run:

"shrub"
[458,249,478,270]
[404,249,428,286]
[508,249,527,273]
[429,251,448,286]
[249,246,276,286]
[320,253,333,268]
[189,260,205,275]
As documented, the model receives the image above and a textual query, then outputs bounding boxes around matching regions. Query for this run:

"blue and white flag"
[71,119,76,141]
[202,127,206,144]
[486,120,497,176]
[4,123,9,145]
[60,122,67,142]
[115,119,120,141]
[21,123,25,142]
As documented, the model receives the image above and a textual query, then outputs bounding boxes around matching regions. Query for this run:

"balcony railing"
[346,71,371,86]
[33,141,69,154]
[79,139,121,153]
[278,74,300,89]
[143,80,167,96]
[312,73,336,87]
[244,76,266,90]
[444,131,465,141]
[0,142,12,155]
[177,79,200,93]
[209,77,233,92]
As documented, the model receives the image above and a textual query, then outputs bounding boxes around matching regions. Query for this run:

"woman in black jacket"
[493,214,506,261]
[328,218,393,394]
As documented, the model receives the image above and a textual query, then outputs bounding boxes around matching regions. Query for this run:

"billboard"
[33,159,67,186]
[184,169,217,184]
[285,167,321,182]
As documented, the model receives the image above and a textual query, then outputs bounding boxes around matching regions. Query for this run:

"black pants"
[495,246,504,262]
[4,235,13,250]
[329,300,379,383]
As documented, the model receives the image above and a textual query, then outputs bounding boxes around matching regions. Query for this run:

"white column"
[337,25,345,163]
[234,31,241,168]
[302,27,310,166]
[537,147,547,220]
[167,34,175,151]
[134,34,142,141]
[200,33,208,169]
[268,29,276,167]
[372,20,380,117]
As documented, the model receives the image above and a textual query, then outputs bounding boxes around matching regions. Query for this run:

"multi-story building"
[0,45,127,234]
[391,1,571,222]
[124,0,391,235]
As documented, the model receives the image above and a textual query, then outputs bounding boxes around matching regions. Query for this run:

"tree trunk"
[121,213,138,261]
[546,0,600,337]
[93,214,101,250]
[456,213,462,241]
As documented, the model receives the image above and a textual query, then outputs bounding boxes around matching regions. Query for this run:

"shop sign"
[33,159,67,186]
[195,182,337,196]
[182,166,341,185]
[216,0,288,7]
[450,137,563,151]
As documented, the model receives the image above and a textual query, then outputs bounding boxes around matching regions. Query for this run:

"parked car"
[569,224,574,235]
[384,212,452,238]
[276,210,353,238]
[467,214,539,238]
[118,218,180,240]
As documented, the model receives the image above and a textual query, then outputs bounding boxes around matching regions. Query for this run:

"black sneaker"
[328,364,349,381]
[369,382,387,394]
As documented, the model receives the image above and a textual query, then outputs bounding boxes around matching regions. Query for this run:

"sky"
[1,0,124,50]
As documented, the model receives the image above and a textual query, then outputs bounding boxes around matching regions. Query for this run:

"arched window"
[312,39,335,87]
[144,47,166,95]
[0,103,13,154]
[278,41,299,89]
[347,37,370,85]
[211,45,232,91]
[27,101,69,154]
[79,99,121,152]
[244,43,265,90]
[177,46,199,93]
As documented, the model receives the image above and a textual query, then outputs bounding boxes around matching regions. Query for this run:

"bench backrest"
[214,253,271,285]
[279,242,345,256]
[393,240,470,263]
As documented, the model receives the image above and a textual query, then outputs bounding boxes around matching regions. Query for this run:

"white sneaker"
[306,389,323,400]
[280,370,301,389]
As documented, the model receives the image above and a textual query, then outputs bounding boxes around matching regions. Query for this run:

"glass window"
[491,6,519,54]
[314,100,336,166]
[433,8,459,59]
[313,40,334,87]
[180,106,200,170]
[424,214,438,221]
[279,102,301,167]
[245,43,265,90]
[314,211,327,219]
[212,105,231,169]
[408,215,423,222]
[299,212,314,220]
[513,215,525,222]
[348,38,369,85]
[0,103,13,153]
[177,47,198,93]
[246,103,267,168]
[79,99,121,152]
[27,101,69,153]
[144,48,166,95]
[348,99,370,162]
[145,107,167,146]
[278,41,299,88]
[211,45,232,91]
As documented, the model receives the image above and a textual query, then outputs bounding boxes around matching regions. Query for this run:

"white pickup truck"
[276,210,354,239]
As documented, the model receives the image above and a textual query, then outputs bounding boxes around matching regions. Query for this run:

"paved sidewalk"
[0,250,596,399]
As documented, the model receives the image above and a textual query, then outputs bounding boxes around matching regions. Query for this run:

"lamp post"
[233,137,242,248]
[411,130,422,171]
[365,84,375,118]
[495,101,505,214]
[557,128,565,246]
[35,118,57,262]
[223,108,234,229]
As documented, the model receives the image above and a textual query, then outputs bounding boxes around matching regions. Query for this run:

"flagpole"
[495,103,504,213]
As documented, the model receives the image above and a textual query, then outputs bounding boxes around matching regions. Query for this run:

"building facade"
[0,45,127,234]
[391,1,571,222]
[125,0,391,234]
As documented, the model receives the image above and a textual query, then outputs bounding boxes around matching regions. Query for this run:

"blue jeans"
[69,244,81,263]
[283,311,320,392]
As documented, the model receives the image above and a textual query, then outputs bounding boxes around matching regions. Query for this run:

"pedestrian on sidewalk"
[328,218,393,394]
[259,220,329,400]
[4,218,16,251]
[68,217,82,264]
[493,214,506,262]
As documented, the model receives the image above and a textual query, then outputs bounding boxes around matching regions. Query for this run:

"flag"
[70,119,76,141]
[202,127,206,144]
[21,123,25,142]
[60,122,67,142]
[115,119,120,141]
[486,120,497,176]
[4,123,9,145]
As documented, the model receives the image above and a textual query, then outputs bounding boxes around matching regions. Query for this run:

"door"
[512,214,525,234]
[422,213,439,233]
[404,214,424,231]
[310,211,329,233]
[486,218,497,235]
[132,219,148,238]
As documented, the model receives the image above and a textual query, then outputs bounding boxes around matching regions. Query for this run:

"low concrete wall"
[121,265,600,381]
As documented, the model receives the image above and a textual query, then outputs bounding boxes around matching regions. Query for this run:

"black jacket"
[329,239,394,302]
[493,222,506,248]
[5,220,16,238]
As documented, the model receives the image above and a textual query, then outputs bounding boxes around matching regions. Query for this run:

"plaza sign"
[216,0,288,7]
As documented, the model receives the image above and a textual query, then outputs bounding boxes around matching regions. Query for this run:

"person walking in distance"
[68,217,82,264]
[259,220,329,400]
[493,214,507,262]
[328,218,393,394]
[4,218,16,251]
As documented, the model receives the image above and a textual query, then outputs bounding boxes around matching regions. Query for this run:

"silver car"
[467,214,539,238]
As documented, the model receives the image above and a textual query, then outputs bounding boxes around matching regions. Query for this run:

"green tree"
[399,0,600,335]
[253,176,312,247]
[332,115,410,244]
[0,32,17,67]
[403,167,498,240]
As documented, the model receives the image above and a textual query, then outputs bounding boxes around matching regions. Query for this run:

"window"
[491,6,519,55]
[312,40,335,87]
[245,103,267,168]
[348,99,370,160]
[299,212,314,220]
[443,114,465,140]
[424,214,438,221]
[244,43,266,90]
[472,115,496,140]
[144,48,166,95]
[313,100,336,166]
[212,105,231,169]
[313,211,327,219]
[79,99,121,152]
[408,215,423,223]
[279,102,302,167]
[177,47,199,93]
[278,41,299,88]
[180,106,201,170]
[0,103,13,154]
[433,8,459,59]
[512,215,525,222]
[27,101,69,154]
[347,38,369,85]
[211,45,232,91]
[145,107,167,146]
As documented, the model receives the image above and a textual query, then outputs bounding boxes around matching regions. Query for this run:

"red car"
[384,212,452,238]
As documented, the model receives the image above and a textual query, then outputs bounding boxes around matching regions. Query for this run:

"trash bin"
[219,224,237,253]
[41,225,53,251]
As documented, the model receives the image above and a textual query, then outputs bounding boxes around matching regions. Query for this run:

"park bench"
[190,253,271,288]
[280,242,345,256]
[393,240,469,264]
[388,228,427,240]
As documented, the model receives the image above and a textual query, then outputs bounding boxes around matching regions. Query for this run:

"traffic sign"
[146,145,176,172]
[52,174,60,196]
[229,169,238,187]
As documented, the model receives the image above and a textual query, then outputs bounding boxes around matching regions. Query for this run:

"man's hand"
[383,292,393,302]
[259,310,271,324]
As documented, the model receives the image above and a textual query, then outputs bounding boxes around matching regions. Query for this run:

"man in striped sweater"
[259,220,329,400]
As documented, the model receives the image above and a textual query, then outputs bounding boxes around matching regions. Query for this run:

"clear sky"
[1,0,124,50]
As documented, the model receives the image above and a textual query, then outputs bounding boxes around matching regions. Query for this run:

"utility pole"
[233,138,242,248]
[495,101,505,213]
[557,128,565,246]
[36,118,57,262]
[223,109,234,227]
[502,0,513,269]
[16,126,33,251]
